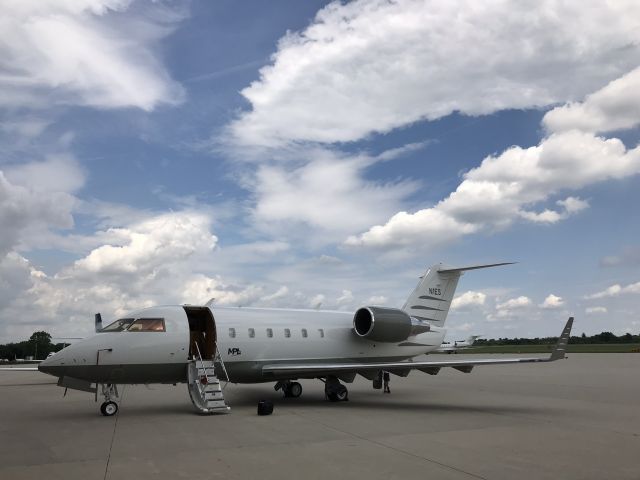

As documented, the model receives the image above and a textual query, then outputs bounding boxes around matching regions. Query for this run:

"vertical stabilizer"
[401,265,461,327]
[402,262,514,328]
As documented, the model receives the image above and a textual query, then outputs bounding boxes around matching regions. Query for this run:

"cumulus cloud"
[250,148,418,241]
[497,296,532,310]
[0,159,81,256]
[585,281,640,300]
[260,286,289,304]
[451,291,487,310]
[0,0,185,110]
[367,295,388,305]
[347,131,639,248]
[586,306,607,315]
[230,0,640,147]
[0,210,226,341]
[543,66,640,134]
[488,296,532,321]
[336,290,354,306]
[73,211,216,276]
[540,294,564,309]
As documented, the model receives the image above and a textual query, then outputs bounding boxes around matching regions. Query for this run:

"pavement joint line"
[103,385,126,480]
[290,408,490,480]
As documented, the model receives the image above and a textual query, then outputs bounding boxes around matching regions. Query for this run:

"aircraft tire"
[101,401,118,416]
[327,385,348,402]
[335,386,348,401]
[289,382,302,398]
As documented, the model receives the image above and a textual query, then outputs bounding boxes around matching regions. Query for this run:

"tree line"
[0,331,66,361]
[475,331,640,346]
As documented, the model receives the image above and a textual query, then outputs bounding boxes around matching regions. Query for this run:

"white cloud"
[336,290,354,306]
[540,294,564,309]
[0,210,230,340]
[489,295,532,321]
[182,275,264,307]
[230,0,640,147]
[543,66,640,134]
[4,154,85,193]
[497,296,532,310]
[260,286,289,303]
[586,306,607,315]
[0,166,78,257]
[309,294,325,309]
[451,291,486,310]
[250,148,418,241]
[73,211,216,276]
[366,295,388,306]
[347,130,640,248]
[585,281,640,299]
[0,0,185,110]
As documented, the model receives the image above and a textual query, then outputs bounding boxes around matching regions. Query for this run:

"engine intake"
[353,306,413,342]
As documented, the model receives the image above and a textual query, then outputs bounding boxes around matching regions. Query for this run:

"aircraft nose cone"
[38,353,64,377]
[38,356,54,375]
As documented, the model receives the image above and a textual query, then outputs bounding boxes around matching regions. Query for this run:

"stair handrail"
[214,343,230,390]
[193,342,209,399]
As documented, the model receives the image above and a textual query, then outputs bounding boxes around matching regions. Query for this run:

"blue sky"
[1,0,640,342]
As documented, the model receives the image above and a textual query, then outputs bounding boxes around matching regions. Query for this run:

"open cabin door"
[184,306,230,413]
[184,306,216,360]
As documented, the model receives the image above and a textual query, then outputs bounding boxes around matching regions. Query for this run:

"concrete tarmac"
[1,354,639,480]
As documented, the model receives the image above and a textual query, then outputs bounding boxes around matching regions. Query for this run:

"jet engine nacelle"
[353,306,413,342]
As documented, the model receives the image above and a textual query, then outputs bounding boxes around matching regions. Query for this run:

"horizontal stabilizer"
[438,262,516,274]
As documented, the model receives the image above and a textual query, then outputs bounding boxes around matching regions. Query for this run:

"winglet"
[549,317,573,361]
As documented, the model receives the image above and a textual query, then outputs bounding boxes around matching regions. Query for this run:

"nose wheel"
[99,383,120,416]
[100,401,118,416]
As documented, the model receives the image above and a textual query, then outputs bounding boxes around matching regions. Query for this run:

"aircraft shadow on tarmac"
[221,386,560,417]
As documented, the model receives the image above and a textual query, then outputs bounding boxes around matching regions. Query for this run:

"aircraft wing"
[0,367,39,371]
[263,317,572,378]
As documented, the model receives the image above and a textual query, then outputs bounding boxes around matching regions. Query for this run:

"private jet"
[2,262,573,416]
[436,335,482,353]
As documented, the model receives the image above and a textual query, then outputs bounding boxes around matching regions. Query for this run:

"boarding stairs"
[187,343,230,414]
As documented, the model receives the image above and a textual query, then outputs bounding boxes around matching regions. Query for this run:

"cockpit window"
[127,318,166,332]
[102,318,134,332]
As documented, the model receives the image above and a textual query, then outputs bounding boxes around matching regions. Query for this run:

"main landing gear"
[324,376,348,402]
[99,383,120,416]
[274,380,303,398]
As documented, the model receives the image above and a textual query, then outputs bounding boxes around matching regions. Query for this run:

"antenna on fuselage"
[95,313,103,332]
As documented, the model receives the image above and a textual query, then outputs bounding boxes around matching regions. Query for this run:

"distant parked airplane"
[436,335,482,353]
[1,262,573,417]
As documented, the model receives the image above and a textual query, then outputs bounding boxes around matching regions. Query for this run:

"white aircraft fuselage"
[39,305,446,384]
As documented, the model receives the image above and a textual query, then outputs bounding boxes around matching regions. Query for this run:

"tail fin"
[402,262,514,327]
[465,335,481,345]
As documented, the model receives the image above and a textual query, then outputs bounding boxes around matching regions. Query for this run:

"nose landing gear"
[99,383,120,416]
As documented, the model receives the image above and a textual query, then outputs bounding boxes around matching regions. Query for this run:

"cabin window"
[127,318,165,332]
[229,328,236,338]
[318,328,325,338]
[284,328,291,338]
[248,328,255,338]
[102,318,134,332]
[267,328,273,338]
[301,328,308,338]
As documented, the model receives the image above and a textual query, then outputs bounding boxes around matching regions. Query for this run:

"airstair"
[187,343,230,414]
